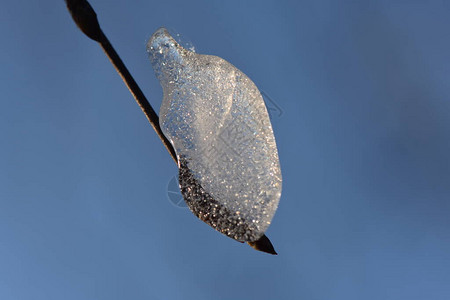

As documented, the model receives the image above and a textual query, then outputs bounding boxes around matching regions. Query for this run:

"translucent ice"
[147,28,282,242]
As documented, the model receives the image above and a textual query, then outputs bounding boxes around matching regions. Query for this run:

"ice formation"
[147,28,282,242]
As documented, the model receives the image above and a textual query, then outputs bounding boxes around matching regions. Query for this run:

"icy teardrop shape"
[147,28,282,242]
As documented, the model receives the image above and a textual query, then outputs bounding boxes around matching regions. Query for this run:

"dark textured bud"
[65,0,102,42]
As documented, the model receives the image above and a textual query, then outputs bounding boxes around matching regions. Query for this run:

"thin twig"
[65,0,176,163]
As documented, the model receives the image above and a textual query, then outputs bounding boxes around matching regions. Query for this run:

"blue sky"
[1,1,450,299]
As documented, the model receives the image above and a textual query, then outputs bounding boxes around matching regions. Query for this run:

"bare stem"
[65,0,176,162]
[98,32,177,162]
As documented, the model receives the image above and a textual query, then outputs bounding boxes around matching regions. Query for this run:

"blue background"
[1,1,450,299]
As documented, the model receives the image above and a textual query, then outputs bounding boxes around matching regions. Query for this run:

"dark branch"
[98,33,177,162]
[65,0,177,162]
[65,0,276,255]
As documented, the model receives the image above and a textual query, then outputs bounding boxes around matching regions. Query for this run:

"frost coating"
[147,28,282,242]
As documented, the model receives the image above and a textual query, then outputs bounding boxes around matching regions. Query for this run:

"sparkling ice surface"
[147,28,282,242]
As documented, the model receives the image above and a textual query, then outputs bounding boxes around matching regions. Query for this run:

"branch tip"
[248,234,278,255]
[65,0,102,42]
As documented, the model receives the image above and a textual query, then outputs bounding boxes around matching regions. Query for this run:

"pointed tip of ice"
[153,27,170,40]
[146,27,171,53]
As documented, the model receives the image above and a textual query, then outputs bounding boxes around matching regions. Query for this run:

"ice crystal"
[147,28,282,242]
